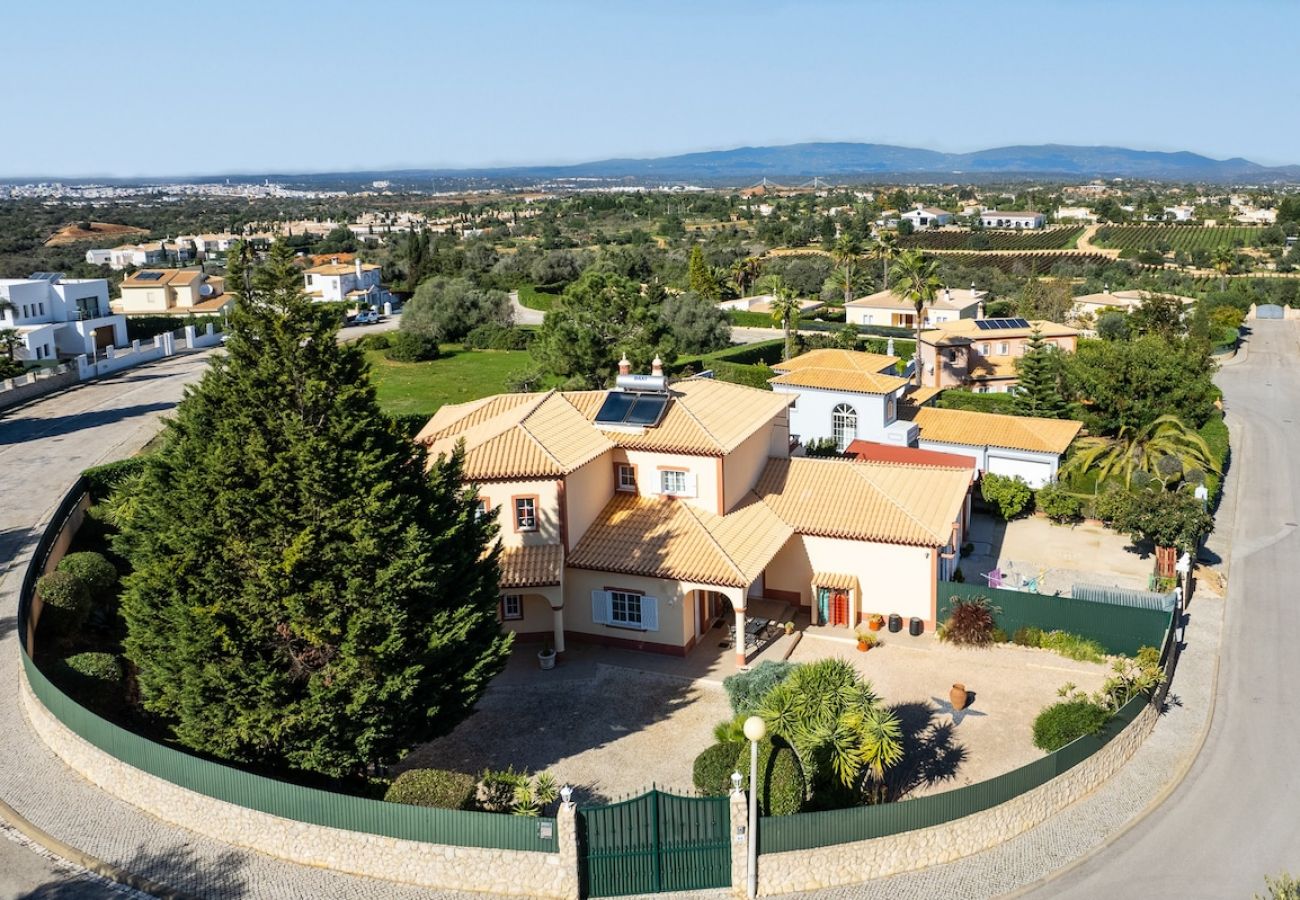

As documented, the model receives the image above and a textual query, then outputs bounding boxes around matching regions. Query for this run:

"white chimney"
[618,354,631,376]
[651,355,663,377]
[355,258,363,280]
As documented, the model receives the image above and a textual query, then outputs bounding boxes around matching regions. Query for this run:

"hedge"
[83,457,149,499]
[1032,700,1111,751]
[735,738,805,816]
[384,769,477,810]
[56,552,118,599]
[693,742,741,797]
[51,652,124,711]
[935,390,1019,415]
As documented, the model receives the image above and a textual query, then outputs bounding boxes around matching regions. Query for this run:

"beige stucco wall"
[755,703,1159,895]
[19,669,577,898]
[563,451,614,550]
[764,534,935,625]
[563,568,737,650]
[620,449,722,514]
[479,478,561,548]
[116,287,170,313]
[500,590,559,637]
[722,427,773,512]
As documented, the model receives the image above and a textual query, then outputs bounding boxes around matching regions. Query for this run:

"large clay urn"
[950,683,969,711]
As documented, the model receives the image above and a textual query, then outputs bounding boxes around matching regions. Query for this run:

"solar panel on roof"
[594,391,636,425]
[135,271,164,281]
[625,395,669,427]
[977,317,1030,330]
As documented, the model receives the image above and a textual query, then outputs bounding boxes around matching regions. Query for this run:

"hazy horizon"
[3,0,1297,179]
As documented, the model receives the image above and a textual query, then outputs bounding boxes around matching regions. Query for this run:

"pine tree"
[114,241,511,779]
[1012,328,1067,418]
[687,245,720,300]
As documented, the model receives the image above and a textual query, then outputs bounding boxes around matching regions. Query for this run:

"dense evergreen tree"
[687,246,721,300]
[1012,329,1066,418]
[114,241,510,779]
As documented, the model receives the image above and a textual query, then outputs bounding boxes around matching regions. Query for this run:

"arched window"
[831,403,858,452]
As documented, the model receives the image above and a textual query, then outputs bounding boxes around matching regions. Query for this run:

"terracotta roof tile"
[911,407,1082,455]
[813,571,859,591]
[769,367,908,396]
[567,493,793,588]
[772,348,900,375]
[755,457,971,546]
[497,544,563,589]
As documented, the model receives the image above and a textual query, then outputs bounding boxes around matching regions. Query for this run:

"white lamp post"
[743,715,766,899]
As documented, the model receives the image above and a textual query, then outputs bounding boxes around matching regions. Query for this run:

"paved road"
[508,290,544,327]
[1024,320,1300,899]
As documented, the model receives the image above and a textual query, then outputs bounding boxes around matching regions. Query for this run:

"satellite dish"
[199,283,214,297]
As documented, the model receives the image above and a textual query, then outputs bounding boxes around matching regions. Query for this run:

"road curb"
[0,796,196,899]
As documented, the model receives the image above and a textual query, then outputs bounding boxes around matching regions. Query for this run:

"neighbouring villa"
[844,285,987,328]
[113,268,233,318]
[304,258,393,308]
[1070,288,1197,321]
[916,317,1079,393]
[0,272,127,362]
[415,358,976,667]
[767,347,1082,488]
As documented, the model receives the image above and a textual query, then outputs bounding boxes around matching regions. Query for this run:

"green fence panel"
[758,694,1148,854]
[937,581,1170,657]
[23,638,556,853]
[1071,583,1175,612]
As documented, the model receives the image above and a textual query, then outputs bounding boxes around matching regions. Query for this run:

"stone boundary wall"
[0,366,80,411]
[752,702,1159,896]
[19,669,579,899]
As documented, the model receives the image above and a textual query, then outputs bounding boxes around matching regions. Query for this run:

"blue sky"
[4,0,1297,178]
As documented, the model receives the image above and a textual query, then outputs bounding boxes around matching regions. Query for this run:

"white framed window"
[513,496,537,531]
[658,469,695,497]
[831,403,858,452]
[475,497,490,520]
[981,343,990,355]
[502,594,523,621]
[591,589,659,631]
[616,464,637,492]
[998,342,1009,355]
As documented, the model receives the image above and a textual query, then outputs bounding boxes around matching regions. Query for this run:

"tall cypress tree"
[1012,328,1067,419]
[687,245,720,300]
[115,241,510,779]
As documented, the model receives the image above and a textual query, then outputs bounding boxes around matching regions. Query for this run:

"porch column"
[734,604,747,669]
[809,579,819,626]
[550,604,566,654]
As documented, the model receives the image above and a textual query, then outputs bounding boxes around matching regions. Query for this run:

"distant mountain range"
[434,142,1300,184]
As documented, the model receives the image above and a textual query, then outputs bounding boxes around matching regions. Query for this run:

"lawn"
[365,347,536,418]
[517,283,559,311]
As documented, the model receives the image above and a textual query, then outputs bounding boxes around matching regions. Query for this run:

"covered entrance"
[812,572,860,627]
[578,789,731,897]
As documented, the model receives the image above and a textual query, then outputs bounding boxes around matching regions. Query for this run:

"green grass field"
[516,284,559,311]
[365,347,537,418]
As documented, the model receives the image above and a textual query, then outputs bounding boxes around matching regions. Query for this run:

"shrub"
[359,332,392,351]
[464,323,530,350]
[386,331,442,362]
[981,474,1032,519]
[939,596,999,647]
[723,660,797,716]
[82,457,149,499]
[476,767,529,813]
[803,437,841,458]
[385,769,476,810]
[1012,626,1045,647]
[990,627,1008,643]
[36,570,91,630]
[510,772,559,817]
[1035,482,1083,523]
[1039,630,1106,663]
[693,742,741,796]
[56,552,118,599]
[388,412,429,438]
[1032,700,1111,751]
[734,738,805,816]
[1256,872,1300,900]
[52,651,124,710]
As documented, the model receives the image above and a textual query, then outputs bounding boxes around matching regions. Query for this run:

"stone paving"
[0,349,1225,900]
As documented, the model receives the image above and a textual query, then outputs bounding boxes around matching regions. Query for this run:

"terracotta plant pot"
[856,640,868,651]
[868,619,883,632]
[950,683,969,711]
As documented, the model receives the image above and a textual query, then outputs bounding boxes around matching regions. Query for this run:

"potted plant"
[855,629,879,652]
[867,613,885,632]
[537,640,556,671]
[784,621,795,636]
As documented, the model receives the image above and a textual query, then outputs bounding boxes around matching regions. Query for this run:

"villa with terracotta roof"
[1070,288,1196,322]
[917,317,1079,393]
[904,406,1082,487]
[112,268,232,317]
[769,348,916,451]
[304,257,392,307]
[845,285,987,328]
[415,359,974,665]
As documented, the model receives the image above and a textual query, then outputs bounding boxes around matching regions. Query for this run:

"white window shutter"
[641,596,659,632]
[683,474,697,497]
[591,590,609,625]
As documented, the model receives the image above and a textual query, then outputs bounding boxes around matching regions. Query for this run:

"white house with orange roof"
[415,358,974,666]
[845,285,986,328]
[304,257,391,307]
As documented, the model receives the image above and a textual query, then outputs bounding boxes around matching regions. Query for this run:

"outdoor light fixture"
[743,716,767,899]
[560,785,573,807]
[730,771,743,795]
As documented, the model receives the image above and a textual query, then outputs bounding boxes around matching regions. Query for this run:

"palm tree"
[890,250,942,385]
[874,231,900,289]
[1211,247,1234,291]
[0,327,21,361]
[730,256,764,298]
[760,274,801,361]
[1062,414,1220,489]
[829,235,863,305]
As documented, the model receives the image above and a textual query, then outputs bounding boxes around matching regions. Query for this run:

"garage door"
[987,454,1052,489]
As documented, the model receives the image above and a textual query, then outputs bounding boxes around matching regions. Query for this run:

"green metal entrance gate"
[578,790,731,897]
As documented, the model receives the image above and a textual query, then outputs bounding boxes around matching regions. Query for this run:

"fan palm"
[874,232,900,289]
[1062,414,1219,489]
[829,235,863,305]
[760,274,801,361]
[889,250,942,385]
[1211,247,1234,291]
[730,255,764,297]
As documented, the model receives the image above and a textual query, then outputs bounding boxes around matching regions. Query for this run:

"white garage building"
[907,406,1081,488]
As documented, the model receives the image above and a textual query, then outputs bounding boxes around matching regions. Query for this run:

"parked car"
[353,310,378,325]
